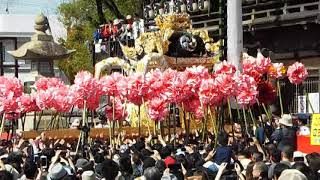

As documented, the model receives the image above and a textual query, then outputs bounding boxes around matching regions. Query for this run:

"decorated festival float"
[0,12,319,153]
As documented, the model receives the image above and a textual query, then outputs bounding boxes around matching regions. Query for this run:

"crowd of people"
[93,15,145,43]
[0,113,318,180]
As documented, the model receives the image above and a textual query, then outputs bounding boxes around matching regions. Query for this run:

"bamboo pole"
[138,105,141,136]
[242,108,249,136]
[76,101,87,155]
[0,113,6,136]
[35,111,43,130]
[112,97,115,144]
[227,99,235,141]
[249,108,256,128]
[277,80,284,115]
[173,104,176,147]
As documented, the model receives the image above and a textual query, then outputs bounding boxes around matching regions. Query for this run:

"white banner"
[308,93,320,113]
[298,95,307,113]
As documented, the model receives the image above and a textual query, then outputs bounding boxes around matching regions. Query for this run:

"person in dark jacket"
[213,132,232,165]
[277,114,297,151]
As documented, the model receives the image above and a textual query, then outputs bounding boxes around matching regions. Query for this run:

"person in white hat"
[81,170,97,180]
[278,169,307,180]
[279,114,293,127]
[277,114,297,151]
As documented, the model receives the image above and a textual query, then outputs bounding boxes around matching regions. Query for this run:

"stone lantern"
[7,14,75,78]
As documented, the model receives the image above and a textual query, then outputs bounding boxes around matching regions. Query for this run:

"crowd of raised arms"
[0,114,318,180]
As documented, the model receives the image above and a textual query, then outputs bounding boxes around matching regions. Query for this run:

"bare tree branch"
[103,0,124,19]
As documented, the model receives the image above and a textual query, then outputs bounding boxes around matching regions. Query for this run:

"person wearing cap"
[75,158,93,172]
[277,114,297,151]
[126,15,133,39]
[47,163,72,180]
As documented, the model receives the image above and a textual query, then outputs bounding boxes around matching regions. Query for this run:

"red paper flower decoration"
[287,62,308,85]
[268,63,286,79]
[257,81,276,105]
[242,53,256,74]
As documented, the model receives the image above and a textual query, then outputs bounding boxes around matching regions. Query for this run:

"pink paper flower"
[126,72,148,106]
[99,72,125,96]
[242,52,271,82]
[147,97,168,121]
[255,51,271,74]
[72,71,101,110]
[215,60,236,75]
[0,94,20,113]
[184,66,210,92]
[287,62,308,85]
[199,78,222,106]
[35,77,64,91]
[215,74,236,98]
[194,106,204,119]
[242,53,256,74]
[35,89,54,110]
[52,86,74,112]
[235,74,258,107]
[0,76,23,113]
[116,75,129,99]
[162,68,178,102]
[105,97,127,121]
[182,94,204,119]
[145,69,170,101]
[35,78,49,91]
[20,94,39,113]
[0,76,23,98]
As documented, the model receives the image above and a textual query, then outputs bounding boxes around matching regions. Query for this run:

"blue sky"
[0,0,65,15]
